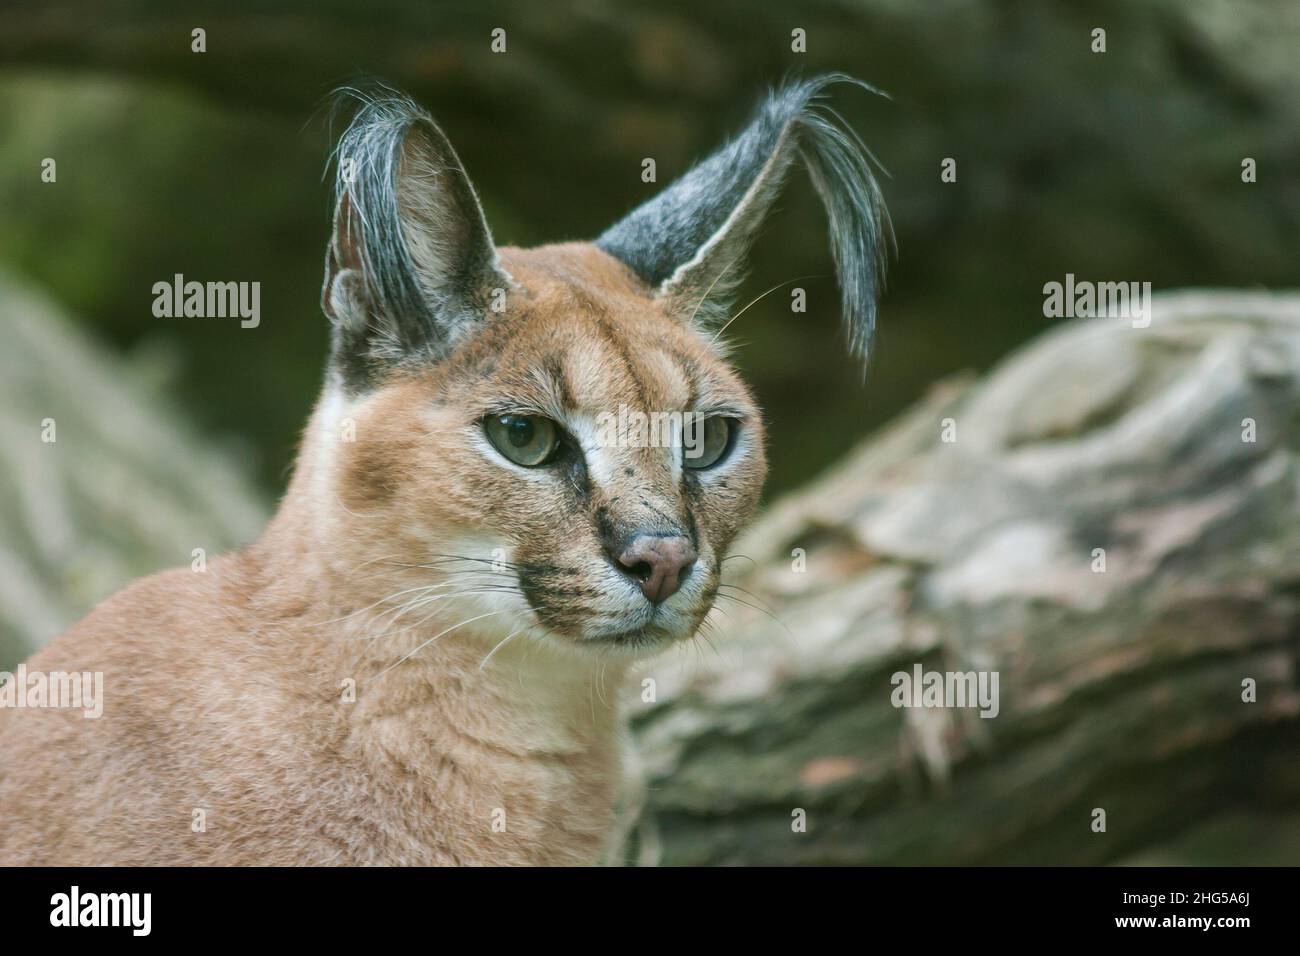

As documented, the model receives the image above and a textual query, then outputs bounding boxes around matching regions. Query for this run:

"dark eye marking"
[589,314,650,408]
[543,354,576,410]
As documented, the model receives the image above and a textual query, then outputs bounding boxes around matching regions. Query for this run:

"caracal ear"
[596,73,892,370]
[322,87,510,392]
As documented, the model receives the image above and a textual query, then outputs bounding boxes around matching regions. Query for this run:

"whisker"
[304,581,469,629]
[714,591,794,635]
[333,495,381,520]
[310,571,519,631]
[364,587,523,642]
[478,627,525,670]
[373,609,510,679]
[718,582,778,614]
[709,275,822,345]
[696,629,722,661]
[687,249,747,327]
[423,553,530,571]
[352,562,511,583]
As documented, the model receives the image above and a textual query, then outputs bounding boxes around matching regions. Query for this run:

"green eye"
[685,417,736,470]
[484,414,560,467]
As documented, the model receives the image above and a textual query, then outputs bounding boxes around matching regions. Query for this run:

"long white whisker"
[306,581,467,630]
[686,251,746,327]
[372,610,509,679]
[709,275,820,345]
[363,588,520,643]
[478,627,525,670]
[374,582,507,630]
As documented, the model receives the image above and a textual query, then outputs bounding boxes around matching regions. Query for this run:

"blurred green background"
[3,0,1296,497]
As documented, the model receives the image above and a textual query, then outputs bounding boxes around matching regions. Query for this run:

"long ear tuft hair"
[322,83,506,390]
[596,73,892,369]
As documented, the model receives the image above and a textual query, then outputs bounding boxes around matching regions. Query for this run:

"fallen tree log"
[628,291,1300,865]
[0,273,267,669]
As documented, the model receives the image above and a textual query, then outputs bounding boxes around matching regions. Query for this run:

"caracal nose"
[616,535,697,604]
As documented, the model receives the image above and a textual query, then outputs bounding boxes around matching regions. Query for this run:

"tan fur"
[0,244,767,865]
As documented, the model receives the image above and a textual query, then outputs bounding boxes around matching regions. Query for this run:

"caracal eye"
[484,414,561,467]
[685,416,737,470]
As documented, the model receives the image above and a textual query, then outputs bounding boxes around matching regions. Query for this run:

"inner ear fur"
[321,86,509,392]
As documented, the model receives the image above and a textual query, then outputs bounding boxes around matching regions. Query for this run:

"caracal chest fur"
[0,75,888,865]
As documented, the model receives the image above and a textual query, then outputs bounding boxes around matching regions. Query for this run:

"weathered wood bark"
[628,291,1300,865]
[0,273,267,669]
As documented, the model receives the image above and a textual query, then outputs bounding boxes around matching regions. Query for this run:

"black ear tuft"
[596,73,892,368]
[322,84,508,392]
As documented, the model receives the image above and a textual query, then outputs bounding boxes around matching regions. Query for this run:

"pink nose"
[616,535,697,604]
